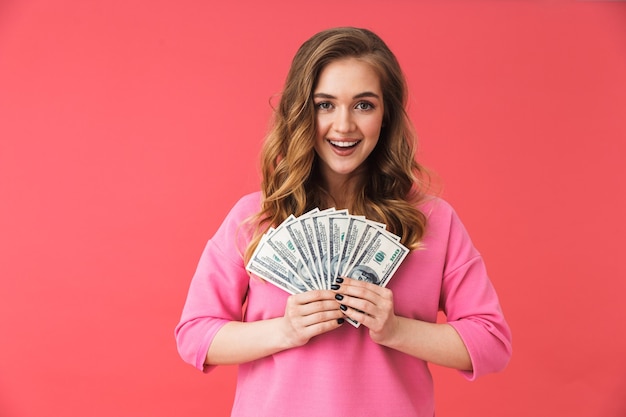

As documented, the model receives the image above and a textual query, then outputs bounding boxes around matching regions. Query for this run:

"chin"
[330,165,358,175]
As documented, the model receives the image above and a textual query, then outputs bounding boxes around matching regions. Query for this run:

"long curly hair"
[244,27,431,264]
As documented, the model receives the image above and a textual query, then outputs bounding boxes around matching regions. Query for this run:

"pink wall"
[1,1,625,416]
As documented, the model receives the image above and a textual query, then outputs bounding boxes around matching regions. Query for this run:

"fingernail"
[331,284,340,290]
[337,318,345,324]
[335,277,344,283]
[335,294,344,301]
[340,304,347,311]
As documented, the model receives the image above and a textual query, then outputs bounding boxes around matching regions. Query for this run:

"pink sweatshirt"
[175,192,512,417]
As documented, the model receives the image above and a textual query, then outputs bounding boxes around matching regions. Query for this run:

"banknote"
[298,215,323,289]
[336,217,369,278]
[344,229,409,288]
[247,235,313,293]
[328,213,349,284]
[246,259,303,295]
[285,218,321,287]
[266,216,319,289]
[245,208,409,327]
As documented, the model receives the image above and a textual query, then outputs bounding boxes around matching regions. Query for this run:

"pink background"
[1,1,625,416]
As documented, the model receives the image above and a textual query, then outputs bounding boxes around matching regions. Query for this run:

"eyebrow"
[313,91,381,100]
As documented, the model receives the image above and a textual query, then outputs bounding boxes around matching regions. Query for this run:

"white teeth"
[329,140,359,148]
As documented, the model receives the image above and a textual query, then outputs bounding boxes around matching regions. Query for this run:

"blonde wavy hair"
[244,27,431,264]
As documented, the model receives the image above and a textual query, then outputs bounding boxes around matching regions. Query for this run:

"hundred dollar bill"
[340,229,409,329]
[246,259,303,295]
[336,217,369,278]
[344,229,409,288]
[247,208,409,318]
[284,219,320,285]
[328,213,350,283]
[298,214,324,289]
[284,207,336,290]
[246,235,313,293]
[343,223,381,277]
[266,218,319,290]
[312,212,335,289]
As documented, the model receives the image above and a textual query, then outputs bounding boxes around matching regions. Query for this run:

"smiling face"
[313,58,384,190]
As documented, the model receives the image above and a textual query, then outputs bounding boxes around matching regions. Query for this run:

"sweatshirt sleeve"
[174,194,258,373]
[438,204,512,380]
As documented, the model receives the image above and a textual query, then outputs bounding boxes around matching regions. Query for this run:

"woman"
[175,27,512,417]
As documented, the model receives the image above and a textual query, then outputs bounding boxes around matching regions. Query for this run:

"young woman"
[175,27,512,417]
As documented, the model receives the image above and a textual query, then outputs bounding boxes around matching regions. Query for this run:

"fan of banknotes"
[246,207,409,326]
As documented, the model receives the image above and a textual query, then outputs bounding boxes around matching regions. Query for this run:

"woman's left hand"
[332,277,399,345]
[333,277,473,371]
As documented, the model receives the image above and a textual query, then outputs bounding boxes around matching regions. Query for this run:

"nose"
[332,107,355,133]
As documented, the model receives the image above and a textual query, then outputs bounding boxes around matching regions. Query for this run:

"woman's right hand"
[280,290,345,348]
[206,290,343,366]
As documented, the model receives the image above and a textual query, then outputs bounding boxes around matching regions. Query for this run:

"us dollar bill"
[342,223,380,277]
[246,260,302,295]
[246,235,313,293]
[312,212,335,289]
[344,229,409,288]
[266,217,319,290]
[246,207,410,330]
[337,217,369,278]
[298,215,324,290]
[328,213,349,284]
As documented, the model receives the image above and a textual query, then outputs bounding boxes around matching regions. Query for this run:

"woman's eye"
[356,102,374,110]
[316,102,333,110]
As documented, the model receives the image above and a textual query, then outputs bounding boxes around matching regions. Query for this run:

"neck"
[321,175,363,210]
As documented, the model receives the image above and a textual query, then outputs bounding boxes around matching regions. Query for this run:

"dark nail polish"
[335,277,344,283]
[337,318,345,324]
[340,304,347,311]
[335,294,344,301]
[331,284,340,290]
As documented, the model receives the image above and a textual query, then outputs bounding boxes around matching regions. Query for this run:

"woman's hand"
[331,277,400,345]
[207,280,471,370]
[280,290,346,349]
[331,277,473,370]
[206,289,344,366]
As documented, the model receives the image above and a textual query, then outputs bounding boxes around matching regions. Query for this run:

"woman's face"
[313,58,384,186]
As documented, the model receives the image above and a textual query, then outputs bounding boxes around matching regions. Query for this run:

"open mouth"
[328,139,360,149]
